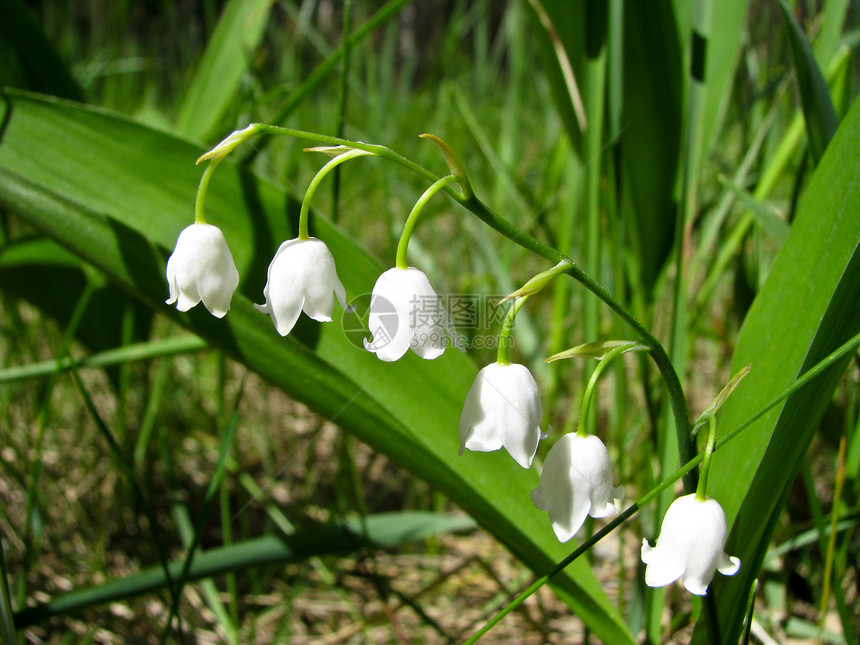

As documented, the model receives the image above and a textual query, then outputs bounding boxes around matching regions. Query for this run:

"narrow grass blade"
[0,535,16,645]
[0,335,207,384]
[778,0,839,164]
[13,512,476,628]
[244,0,413,160]
[717,175,790,245]
[699,0,750,155]
[175,0,273,141]
[690,95,860,645]
[619,0,682,291]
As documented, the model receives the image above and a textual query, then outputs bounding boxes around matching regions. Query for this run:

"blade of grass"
[690,95,860,645]
[716,175,790,245]
[0,534,16,645]
[0,335,208,385]
[162,388,243,641]
[19,276,96,610]
[243,0,413,161]
[778,0,839,165]
[13,512,476,628]
[175,0,273,141]
[67,365,183,635]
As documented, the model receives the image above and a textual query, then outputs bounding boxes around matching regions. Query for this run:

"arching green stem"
[194,158,221,225]
[496,296,529,366]
[200,124,696,487]
[577,342,648,437]
[696,415,718,500]
[395,175,457,269]
[299,149,373,239]
[464,329,860,645]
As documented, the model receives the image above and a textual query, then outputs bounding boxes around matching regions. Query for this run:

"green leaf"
[778,0,839,165]
[525,0,585,150]
[718,175,790,245]
[175,0,272,141]
[620,0,682,290]
[691,95,860,644]
[701,0,750,156]
[13,512,475,628]
[0,0,83,101]
[0,91,635,644]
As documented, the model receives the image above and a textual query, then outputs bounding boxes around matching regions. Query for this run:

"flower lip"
[364,267,457,362]
[459,362,544,468]
[165,223,240,318]
[530,433,623,541]
[641,493,741,595]
[255,236,347,336]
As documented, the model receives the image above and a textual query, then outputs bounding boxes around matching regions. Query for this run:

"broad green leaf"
[778,0,839,165]
[0,91,635,644]
[620,0,682,290]
[175,0,272,141]
[14,512,475,628]
[691,95,860,645]
[0,0,83,101]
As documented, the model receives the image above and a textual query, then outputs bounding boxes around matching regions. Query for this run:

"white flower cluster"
[166,219,740,597]
[164,225,457,355]
[165,224,347,336]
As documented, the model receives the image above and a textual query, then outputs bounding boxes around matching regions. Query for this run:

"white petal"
[530,435,588,541]
[365,267,451,361]
[410,328,447,359]
[165,223,239,317]
[641,494,740,594]
[642,538,685,588]
[532,434,620,541]
[365,274,413,360]
[459,363,543,467]
[299,238,346,321]
[459,373,502,453]
[257,237,347,335]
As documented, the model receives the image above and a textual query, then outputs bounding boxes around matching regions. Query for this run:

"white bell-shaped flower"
[530,433,623,541]
[165,223,240,318]
[255,237,347,336]
[459,362,545,468]
[363,267,455,362]
[641,493,741,595]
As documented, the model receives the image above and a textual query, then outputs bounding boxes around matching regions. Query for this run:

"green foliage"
[0,91,633,643]
[1,0,859,642]
[175,0,273,142]
[696,93,860,645]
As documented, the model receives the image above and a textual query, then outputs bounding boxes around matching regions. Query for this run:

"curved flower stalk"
[641,493,741,595]
[459,362,545,468]
[255,237,347,336]
[363,267,456,362]
[165,223,240,318]
[530,433,623,541]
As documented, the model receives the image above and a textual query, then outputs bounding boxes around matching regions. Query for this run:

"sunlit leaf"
[0,91,635,644]
[691,94,860,645]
